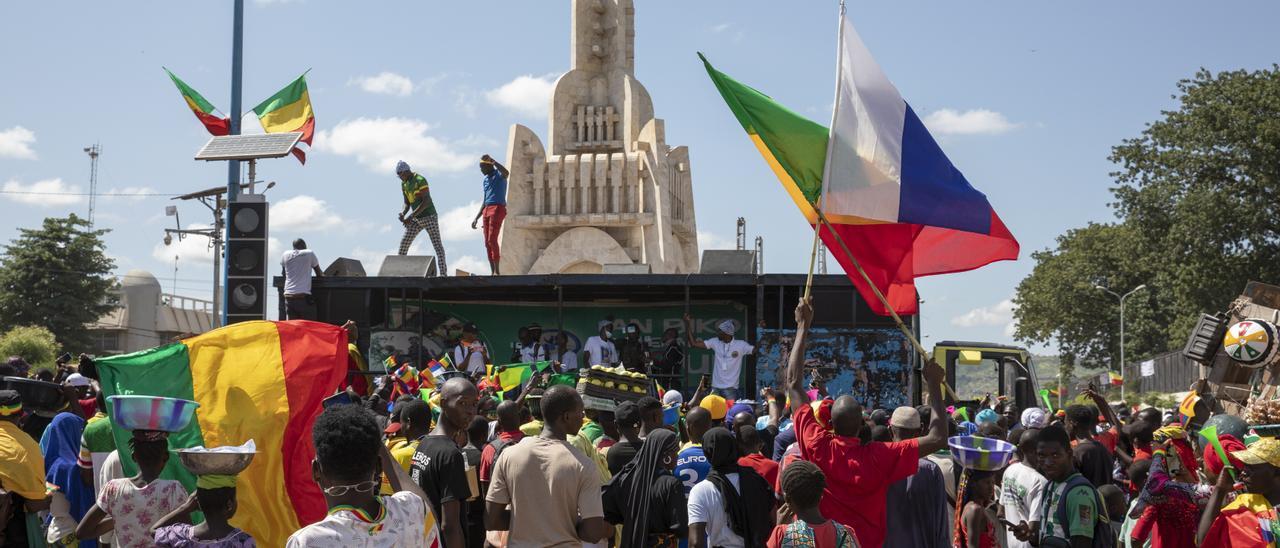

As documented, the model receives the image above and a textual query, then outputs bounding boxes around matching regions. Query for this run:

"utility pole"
[222,0,245,326]
[1095,283,1148,403]
[84,144,101,226]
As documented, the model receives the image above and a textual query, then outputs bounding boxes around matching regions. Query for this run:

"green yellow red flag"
[164,68,229,136]
[95,320,347,547]
[252,73,314,164]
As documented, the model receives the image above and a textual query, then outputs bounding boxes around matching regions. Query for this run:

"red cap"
[384,421,402,435]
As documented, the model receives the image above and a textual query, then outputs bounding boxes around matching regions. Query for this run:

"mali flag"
[253,73,314,164]
[700,33,1018,316]
[1109,371,1124,386]
[95,320,347,547]
[164,68,229,136]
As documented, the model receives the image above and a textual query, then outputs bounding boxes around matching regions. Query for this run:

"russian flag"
[701,12,1017,317]
[815,12,1018,314]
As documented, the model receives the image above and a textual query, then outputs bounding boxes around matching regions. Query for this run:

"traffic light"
[225,198,268,324]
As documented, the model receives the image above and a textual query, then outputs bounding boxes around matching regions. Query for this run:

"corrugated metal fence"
[1133,350,1205,394]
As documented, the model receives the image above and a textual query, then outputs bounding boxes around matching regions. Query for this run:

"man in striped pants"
[396,160,447,275]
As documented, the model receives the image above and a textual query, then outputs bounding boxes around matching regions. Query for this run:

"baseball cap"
[889,406,921,429]
[700,395,728,421]
[1232,437,1280,468]
[65,373,90,387]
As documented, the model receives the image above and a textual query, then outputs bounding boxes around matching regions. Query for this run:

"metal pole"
[223,0,244,326]
[1119,296,1126,403]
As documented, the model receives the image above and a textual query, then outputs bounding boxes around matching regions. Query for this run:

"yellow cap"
[1232,437,1280,467]
[700,395,728,420]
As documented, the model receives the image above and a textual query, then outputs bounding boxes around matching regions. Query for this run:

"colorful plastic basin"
[108,395,199,432]
[2,377,64,412]
[948,435,1016,471]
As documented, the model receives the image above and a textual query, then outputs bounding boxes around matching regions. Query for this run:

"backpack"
[778,520,856,548]
[487,437,514,467]
[1043,475,1114,548]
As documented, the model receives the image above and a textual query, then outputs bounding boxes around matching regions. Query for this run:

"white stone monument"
[498,0,699,275]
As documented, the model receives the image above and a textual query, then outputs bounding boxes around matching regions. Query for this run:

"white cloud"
[315,117,475,174]
[711,22,732,33]
[452,255,490,276]
[349,72,414,97]
[698,231,735,250]
[453,86,479,118]
[101,186,157,202]
[439,201,482,243]
[1,178,83,206]
[271,195,343,231]
[485,74,557,118]
[922,109,1019,136]
[951,298,1015,328]
[0,126,37,159]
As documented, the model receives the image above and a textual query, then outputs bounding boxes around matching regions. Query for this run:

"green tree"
[0,325,60,371]
[1014,66,1280,370]
[0,215,116,351]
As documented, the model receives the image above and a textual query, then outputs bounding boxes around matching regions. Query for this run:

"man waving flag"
[701,10,1017,316]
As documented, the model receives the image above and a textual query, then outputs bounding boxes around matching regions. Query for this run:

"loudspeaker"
[1183,312,1229,365]
[226,200,268,324]
[324,258,367,277]
[378,255,438,277]
[699,250,756,275]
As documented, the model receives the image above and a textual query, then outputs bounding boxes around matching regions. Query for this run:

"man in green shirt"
[396,160,447,276]
[1012,424,1105,548]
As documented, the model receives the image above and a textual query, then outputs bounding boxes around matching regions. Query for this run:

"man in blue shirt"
[470,154,509,275]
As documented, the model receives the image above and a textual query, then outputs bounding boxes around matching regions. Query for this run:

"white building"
[498,0,700,275]
[88,269,215,355]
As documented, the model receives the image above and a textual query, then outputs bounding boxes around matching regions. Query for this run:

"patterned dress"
[154,524,257,547]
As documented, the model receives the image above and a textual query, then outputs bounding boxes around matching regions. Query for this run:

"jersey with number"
[675,442,711,495]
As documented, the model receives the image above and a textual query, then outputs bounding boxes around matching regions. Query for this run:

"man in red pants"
[471,154,509,275]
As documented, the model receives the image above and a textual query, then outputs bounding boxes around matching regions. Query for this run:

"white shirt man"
[1000,458,1047,548]
[582,320,617,367]
[452,323,489,375]
[281,239,322,320]
[685,318,754,399]
[520,324,549,363]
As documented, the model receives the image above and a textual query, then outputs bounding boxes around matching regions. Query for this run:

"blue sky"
[1,1,1275,352]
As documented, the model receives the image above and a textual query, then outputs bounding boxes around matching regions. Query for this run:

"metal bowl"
[178,450,256,476]
[2,377,64,412]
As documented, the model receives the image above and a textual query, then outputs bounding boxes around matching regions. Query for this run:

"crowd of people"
[2,296,1278,547]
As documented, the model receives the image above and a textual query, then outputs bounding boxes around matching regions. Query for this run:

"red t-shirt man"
[478,429,525,484]
[739,452,781,492]
[794,402,919,548]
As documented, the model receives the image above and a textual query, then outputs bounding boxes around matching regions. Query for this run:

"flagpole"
[815,209,960,401]
[803,205,825,299]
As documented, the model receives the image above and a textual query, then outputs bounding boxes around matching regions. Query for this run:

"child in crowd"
[151,475,256,547]
[959,470,998,548]
[767,460,858,548]
[75,431,190,548]
[286,403,440,547]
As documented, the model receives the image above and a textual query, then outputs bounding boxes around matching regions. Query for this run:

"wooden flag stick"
[814,209,961,402]
[803,212,824,299]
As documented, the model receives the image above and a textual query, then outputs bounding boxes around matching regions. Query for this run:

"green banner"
[370,300,748,391]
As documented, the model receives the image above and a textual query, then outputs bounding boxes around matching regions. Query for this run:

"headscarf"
[0,389,21,416]
[703,427,771,546]
[975,408,999,425]
[662,390,683,408]
[41,413,97,547]
[1204,434,1246,477]
[1021,407,1048,429]
[717,320,736,335]
[395,160,410,174]
[608,429,678,548]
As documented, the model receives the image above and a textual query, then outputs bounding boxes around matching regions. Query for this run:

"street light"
[1095,283,1148,403]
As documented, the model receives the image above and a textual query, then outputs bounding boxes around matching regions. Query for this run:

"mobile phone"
[998,518,1019,529]
[322,392,355,408]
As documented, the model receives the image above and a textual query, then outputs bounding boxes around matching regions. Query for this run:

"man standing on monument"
[396,160,448,276]
[470,154,508,275]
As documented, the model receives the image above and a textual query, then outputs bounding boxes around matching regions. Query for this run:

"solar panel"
[194,133,303,161]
